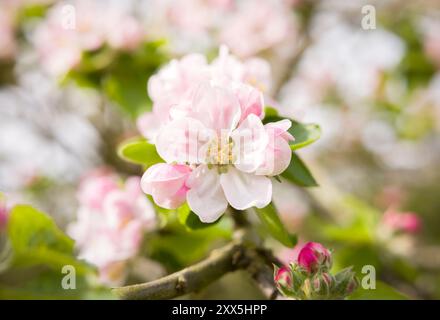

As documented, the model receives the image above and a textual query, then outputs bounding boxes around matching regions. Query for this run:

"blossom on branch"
[140,48,293,223]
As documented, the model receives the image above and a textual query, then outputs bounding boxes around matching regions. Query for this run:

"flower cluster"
[68,168,156,286]
[140,47,293,223]
[34,0,144,76]
[274,242,358,300]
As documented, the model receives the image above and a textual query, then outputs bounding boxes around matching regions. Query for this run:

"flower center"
[205,136,234,168]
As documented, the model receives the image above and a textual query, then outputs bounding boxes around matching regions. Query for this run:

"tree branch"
[113,231,279,300]
[113,241,245,300]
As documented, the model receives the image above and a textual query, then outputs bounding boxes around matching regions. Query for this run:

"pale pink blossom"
[68,173,156,286]
[152,82,287,222]
[140,49,292,223]
[77,168,119,211]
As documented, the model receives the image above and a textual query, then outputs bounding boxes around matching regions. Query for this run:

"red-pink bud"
[274,266,292,288]
[297,242,332,274]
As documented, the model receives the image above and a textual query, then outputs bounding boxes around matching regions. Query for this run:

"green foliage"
[281,152,318,187]
[66,41,168,118]
[393,19,436,89]
[7,205,91,274]
[0,205,94,299]
[255,203,297,247]
[117,136,163,167]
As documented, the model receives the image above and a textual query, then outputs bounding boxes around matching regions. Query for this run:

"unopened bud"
[274,266,292,288]
[312,272,334,298]
[334,267,358,298]
[297,242,332,274]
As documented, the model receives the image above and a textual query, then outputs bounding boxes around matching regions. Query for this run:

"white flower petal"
[231,114,268,172]
[186,165,228,223]
[220,167,272,210]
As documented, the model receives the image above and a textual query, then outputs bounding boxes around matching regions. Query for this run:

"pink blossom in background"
[33,0,145,77]
[219,0,295,58]
[382,207,422,234]
[77,168,119,211]
[68,172,156,286]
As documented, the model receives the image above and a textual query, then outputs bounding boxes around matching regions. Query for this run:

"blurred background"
[0,0,439,299]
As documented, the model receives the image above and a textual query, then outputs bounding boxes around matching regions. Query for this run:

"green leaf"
[263,113,321,151]
[281,152,318,187]
[117,137,163,167]
[263,106,279,118]
[102,72,151,118]
[7,205,91,274]
[255,203,296,247]
[177,204,221,231]
[289,122,321,151]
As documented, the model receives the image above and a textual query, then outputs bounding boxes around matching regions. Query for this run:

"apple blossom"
[152,85,292,222]
[68,173,156,286]
[140,48,293,223]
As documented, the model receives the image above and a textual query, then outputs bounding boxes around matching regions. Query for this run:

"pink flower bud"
[297,242,332,274]
[274,266,292,288]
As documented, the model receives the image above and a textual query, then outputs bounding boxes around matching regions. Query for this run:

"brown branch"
[112,234,278,300]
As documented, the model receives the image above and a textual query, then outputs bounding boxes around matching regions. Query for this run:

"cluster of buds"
[274,242,358,300]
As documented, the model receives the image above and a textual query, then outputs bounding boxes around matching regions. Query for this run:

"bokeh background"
[0,0,439,299]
